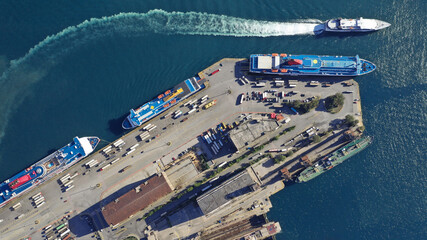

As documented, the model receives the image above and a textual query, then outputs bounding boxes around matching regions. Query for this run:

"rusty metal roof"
[102,174,172,226]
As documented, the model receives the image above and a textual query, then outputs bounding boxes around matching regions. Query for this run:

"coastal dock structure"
[196,171,258,216]
[0,57,365,240]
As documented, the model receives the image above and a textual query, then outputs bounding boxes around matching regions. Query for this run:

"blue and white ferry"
[0,136,99,208]
[250,53,376,76]
[122,76,206,129]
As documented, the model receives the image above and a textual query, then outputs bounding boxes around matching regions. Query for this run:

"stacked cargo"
[139,132,150,141]
[202,129,225,155]
[113,139,125,148]
[59,173,75,192]
[143,124,157,132]
[31,192,46,208]
[85,159,99,169]
[174,110,183,119]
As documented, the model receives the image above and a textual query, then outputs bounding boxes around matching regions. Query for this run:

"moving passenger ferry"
[323,17,390,33]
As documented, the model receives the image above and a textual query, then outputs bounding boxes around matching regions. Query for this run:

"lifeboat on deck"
[170,99,177,104]
[158,94,164,99]
[280,69,288,73]
[165,90,171,95]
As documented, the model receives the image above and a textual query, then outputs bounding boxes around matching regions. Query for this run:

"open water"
[0,0,425,239]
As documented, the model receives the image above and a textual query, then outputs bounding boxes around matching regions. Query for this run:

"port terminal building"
[196,171,259,216]
[228,119,280,150]
[102,174,174,227]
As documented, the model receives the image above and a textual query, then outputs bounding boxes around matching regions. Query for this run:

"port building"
[102,174,173,226]
[229,119,280,150]
[196,171,258,216]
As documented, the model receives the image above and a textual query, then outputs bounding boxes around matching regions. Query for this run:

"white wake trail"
[0,9,323,145]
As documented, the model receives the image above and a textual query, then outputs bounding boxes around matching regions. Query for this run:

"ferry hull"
[250,53,376,77]
[296,136,372,183]
[324,18,391,33]
[122,76,206,129]
[0,136,99,208]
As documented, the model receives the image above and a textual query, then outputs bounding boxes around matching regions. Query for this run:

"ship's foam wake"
[0,9,322,145]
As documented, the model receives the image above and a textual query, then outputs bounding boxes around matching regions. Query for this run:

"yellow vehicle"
[203,99,217,109]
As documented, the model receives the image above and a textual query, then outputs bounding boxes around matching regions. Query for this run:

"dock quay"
[0,57,365,240]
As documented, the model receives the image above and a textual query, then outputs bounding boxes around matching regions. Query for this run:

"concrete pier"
[0,58,364,240]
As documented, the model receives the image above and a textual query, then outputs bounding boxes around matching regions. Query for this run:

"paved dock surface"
[0,58,362,240]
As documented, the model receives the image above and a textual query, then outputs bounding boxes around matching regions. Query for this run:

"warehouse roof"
[229,119,279,149]
[196,171,256,215]
[102,174,172,226]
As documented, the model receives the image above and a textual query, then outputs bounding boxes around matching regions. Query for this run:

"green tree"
[345,114,359,127]
[194,181,202,187]
[274,155,286,164]
[312,135,321,143]
[286,97,320,114]
[325,93,345,113]
[285,150,294,157]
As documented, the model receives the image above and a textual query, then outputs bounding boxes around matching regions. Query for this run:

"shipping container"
[113,139,124,147]
[102,146,112,153]
[65,185,74,192]
[36,201,45,208]
[88,160,99,168]
[125,149,136,156]
[130,144,139,149]
[34,196,45,204]
[60,174,71,182]
[111,158,121,164]
[63,180,74,187]
[60,229,70,237]
[173,112,182,119]
[33,194,44,202]
[12,202,21,210]
[32,192,42,200]
[70,172,79,179]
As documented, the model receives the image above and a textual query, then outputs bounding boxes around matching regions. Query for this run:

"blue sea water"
[0,0,425,239]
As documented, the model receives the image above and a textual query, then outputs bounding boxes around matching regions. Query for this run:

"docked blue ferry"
[250,53,376,76]
[0,136,99,208]
[122,76,206,129]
